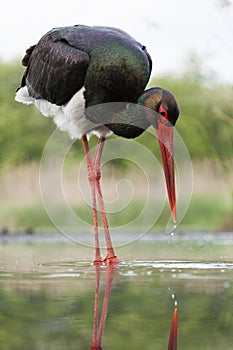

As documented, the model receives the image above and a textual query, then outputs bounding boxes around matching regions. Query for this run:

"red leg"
[93,137,120,264]
[82,136,102,264]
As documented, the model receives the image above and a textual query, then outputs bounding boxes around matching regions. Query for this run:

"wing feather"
[22,30,89,105]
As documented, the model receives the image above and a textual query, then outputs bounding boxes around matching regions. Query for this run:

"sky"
[1,0,233,84]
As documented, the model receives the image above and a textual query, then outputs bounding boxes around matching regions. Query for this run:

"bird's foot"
[103,254,121,265]
[93,257,105,266]
[93,249,120,265]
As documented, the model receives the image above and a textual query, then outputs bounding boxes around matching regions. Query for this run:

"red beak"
[168,308,178,350]
[156,121,176,223]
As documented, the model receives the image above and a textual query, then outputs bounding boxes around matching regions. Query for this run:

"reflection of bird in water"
[89,265,178,350]
[168,308,178,350]
[90,265,116,350]
[16,25,179,264]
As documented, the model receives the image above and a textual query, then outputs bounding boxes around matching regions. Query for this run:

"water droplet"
[170,224,176,236]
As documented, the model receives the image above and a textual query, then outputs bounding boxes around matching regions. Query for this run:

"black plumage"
[17,25,179,139]
[16,25,180,263]
[20,25,152,108]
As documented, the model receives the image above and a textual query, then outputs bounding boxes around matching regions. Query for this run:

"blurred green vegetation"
[0,195,231,232]
[0,60,232,167]
[0,60,232,231]
[0,61,55,165]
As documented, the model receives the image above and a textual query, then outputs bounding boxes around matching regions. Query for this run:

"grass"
[0,161,232,233]
[176,194,232,231]
[0,194,232,233]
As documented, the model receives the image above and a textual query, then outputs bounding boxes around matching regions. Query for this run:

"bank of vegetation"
[0,60,232,231]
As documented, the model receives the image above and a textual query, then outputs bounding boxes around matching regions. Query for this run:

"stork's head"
[141,87,180,223]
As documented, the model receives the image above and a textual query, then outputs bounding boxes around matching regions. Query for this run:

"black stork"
[15,25,180,264]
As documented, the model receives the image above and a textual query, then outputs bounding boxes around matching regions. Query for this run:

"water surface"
[0,233,232,349]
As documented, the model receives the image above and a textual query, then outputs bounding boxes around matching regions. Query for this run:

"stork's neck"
[104,88,163,138]
[103,100,150,139]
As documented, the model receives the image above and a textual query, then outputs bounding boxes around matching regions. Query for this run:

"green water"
[0,234,233,350]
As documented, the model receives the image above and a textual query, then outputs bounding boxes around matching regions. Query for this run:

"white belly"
[15,86,111,139]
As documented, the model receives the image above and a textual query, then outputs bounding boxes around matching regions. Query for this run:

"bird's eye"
[159,105,169,123]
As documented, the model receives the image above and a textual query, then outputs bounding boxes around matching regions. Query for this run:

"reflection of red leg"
[90,265,101,350]
[97,264,116,346]
[82,136,102,263]
[93,137,120,264]
[90,264,116,350]
[168,308,178,350]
